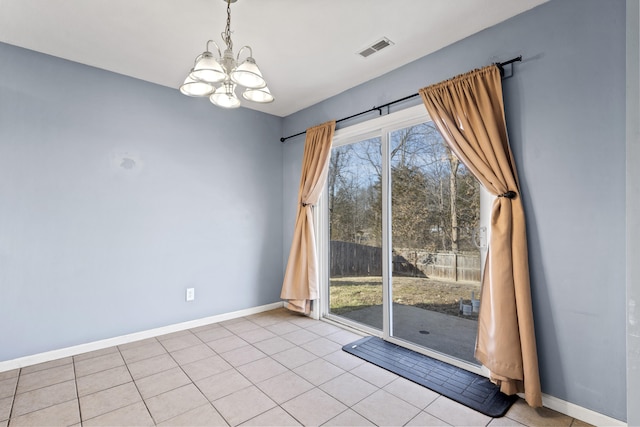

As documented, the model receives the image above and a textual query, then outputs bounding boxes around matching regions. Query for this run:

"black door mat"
[343,336,517,417]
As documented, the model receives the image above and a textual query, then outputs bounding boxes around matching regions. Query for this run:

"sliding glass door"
[325,107,484,368]
[327,136,383,330]
[388,123,481,365]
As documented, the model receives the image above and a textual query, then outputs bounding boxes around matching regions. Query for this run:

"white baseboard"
[536,393,626,427]
[0,301,283,373]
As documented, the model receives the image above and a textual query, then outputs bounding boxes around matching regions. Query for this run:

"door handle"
[473,227,487,249]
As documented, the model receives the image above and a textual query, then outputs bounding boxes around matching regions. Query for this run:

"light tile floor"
[0,308,591,426]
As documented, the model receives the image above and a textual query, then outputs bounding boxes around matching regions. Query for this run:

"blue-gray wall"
[282,0,627,420]
[0,42,284,361]
[626,1,640,426]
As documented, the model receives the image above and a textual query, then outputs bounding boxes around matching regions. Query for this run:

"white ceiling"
[0,0,548,117]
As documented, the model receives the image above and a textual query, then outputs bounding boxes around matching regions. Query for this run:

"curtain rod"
[280,56,522,143]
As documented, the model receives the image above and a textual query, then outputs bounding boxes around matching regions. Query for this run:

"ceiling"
[0,0,548,117]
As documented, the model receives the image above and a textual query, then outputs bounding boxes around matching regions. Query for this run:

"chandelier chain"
[222,0,233,51]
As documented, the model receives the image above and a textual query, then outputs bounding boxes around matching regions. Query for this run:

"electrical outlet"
[186,288,195,302]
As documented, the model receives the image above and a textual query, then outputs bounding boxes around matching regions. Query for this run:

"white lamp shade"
[242,86,274,103]
[180,76,215,97]
[190,53,226,83]
[210,83,241,109]
[230,57,266,89]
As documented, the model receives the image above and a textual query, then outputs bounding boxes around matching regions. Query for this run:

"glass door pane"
[328,137,383,330]
[389,123,481,364]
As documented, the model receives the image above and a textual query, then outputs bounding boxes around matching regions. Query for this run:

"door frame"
[318,105,488,376]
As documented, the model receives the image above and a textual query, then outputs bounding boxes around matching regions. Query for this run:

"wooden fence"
[422,252,481,283]
[330,241,382,277]
[330,241,480,282]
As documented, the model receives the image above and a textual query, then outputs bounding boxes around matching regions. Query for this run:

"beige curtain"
[419,65,542,407]
[281,121,336,314]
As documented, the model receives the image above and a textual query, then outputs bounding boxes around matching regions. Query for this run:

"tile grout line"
[71,357,83,425]
[117,342,159,426]
[7,368,20,423]
[405,404,446,427]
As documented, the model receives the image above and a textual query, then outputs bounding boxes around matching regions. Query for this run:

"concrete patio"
[337,303,479,364]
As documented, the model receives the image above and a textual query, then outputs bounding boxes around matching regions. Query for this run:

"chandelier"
[179,0,273,109]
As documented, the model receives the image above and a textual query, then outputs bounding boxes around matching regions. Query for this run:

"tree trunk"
[439,179,446,250]
[328,150,343,241]
[449,153,460,253]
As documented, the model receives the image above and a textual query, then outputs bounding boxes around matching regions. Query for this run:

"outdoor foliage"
[328,122,480,253]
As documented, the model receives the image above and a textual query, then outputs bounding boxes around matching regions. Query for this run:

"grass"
[329,276,481,319]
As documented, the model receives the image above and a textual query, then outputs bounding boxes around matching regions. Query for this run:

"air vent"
[358,37,394,58]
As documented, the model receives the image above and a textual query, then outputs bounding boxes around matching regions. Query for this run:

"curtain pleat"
[419,65,542,407]
[281,121,336,315]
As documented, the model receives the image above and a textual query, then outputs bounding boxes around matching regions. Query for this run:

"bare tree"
[447,148,460,252]
[327,122,479,254]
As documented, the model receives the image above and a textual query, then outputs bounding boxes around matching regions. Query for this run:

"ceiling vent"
[358,37,394,58]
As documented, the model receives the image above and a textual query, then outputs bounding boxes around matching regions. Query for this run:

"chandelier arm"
[235,46,253,62]
[205,40,223,58]
[207,40,222,58]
